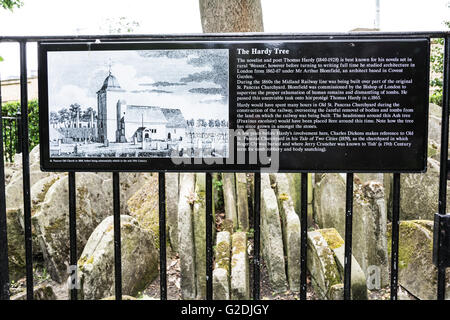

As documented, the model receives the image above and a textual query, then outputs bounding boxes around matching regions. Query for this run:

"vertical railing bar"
[0,74,10,300]
[390,173,401,300]
[68,172,77,300]
[6,120,10,162]
[343,172,354,300]
[205,172,213,300]
[1,120,4,162]
[300,172,308,300]
[253,172,261,300]
[9,120,13,162]
[438,36,450,300]
[16,110,22,154]
[112,172,122,300]
[1,119,4,161]
[20,41,33,300]
[1,120,3,161]
[10,120,13,162]
[7,120,10,162]
[12,119,16,161]
[158,172,167,300]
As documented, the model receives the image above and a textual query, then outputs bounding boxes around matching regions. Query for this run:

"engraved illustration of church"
[48,48,230,159]
[97,71,186,145]
[49,70,229,159]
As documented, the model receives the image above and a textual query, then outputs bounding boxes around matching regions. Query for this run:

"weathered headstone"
[165,172,179,252]
[319,228,368,300]
[6,208,25,282]
[230,232,249,300]
[235,173,249,231]
[260,173,287,292]
[314,174,389,287]
[213,268,229,300]
[32,172,114,283]
[222,173,238,230]
[126,174,159,248]
[193,173,206,299]
[213,231,231,300]
[177,173,196,299]
[387,220,450,300]
[314,173,346,236]
[271,173,301,292]
[76,215,158,300]
[400,158,450,220]
[307,230,341,299]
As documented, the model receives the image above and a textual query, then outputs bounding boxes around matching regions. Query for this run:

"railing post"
[205,172,213,300]
[343,173,354,300]
[112,172,122,300]
[15,111,22,155]
[437,35,450,300]
[253,172,261,300]
[159,172,167,300]
[68,172,77,300]
[0,74,10,300]
[19,41,33,300]
[300,172,308,300]
[390,173,401,300]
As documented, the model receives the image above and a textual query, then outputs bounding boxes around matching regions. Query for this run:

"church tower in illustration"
[96,70,125,143]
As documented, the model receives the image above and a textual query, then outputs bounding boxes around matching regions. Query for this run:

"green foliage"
[2,99,39,161]
[213,175,224,210]
[0,0,22,11]
[0,0,23,61]
[430,38,444,106]
[429,22,450,107]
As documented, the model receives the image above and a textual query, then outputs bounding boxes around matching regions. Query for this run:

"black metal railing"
[0,31,449,301]
[1,116,18,163]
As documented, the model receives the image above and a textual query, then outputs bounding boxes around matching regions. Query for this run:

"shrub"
[2,99,39,161]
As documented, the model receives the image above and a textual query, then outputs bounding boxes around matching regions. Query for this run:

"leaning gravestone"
[235,173,249,231]
[126,174,159,248]
[400,158,450,221]
[32,172,113,283]
[260,173,287,293]
[213,231,231,300]
[270,173,301,292]
[314,173,389,287]
[387,220,450,300]
[177,173,196,300]
[319,228,368,300]
[193,173,206,299]
[307,230,341,299]
[5,170,56,211]
[222,173,238,230]
[314,173,346,236]
[6,208,26,282]
[76,215,158,300]
[165,172,179,252]
[230,232,250,300]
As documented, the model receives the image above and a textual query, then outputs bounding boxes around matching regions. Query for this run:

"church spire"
[108,58,113,76]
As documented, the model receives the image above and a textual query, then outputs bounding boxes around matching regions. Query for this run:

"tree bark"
[199,0,264,33]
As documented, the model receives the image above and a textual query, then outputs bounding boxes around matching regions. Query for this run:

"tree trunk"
[199,0,264,33]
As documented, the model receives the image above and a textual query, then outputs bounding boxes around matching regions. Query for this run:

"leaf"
[0,56,3,62]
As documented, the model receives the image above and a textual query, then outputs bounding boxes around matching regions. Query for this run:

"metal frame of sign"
[38,35,430,172]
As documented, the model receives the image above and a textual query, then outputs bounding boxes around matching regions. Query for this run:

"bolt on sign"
[38,36,429,172]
